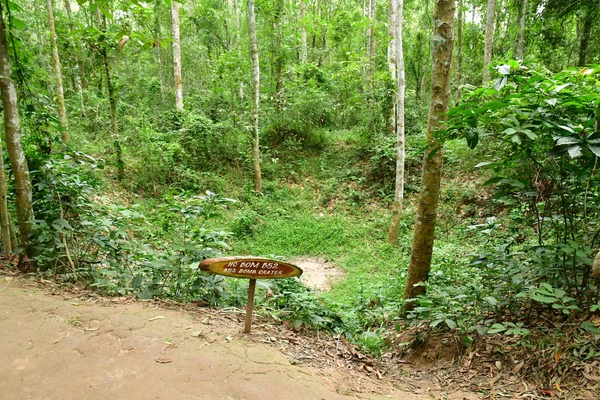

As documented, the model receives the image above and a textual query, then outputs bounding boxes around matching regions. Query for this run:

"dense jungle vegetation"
[0,0,599,387]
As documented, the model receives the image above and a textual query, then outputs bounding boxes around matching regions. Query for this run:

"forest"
[0,0,599,396]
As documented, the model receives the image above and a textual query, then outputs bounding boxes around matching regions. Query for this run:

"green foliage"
[448,62,600,306]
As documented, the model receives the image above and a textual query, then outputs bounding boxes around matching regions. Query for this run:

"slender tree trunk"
[0,3,35,262]
[387,0,406,244]
[273,0,285,109]
[46,0,69,142]
[96,8,124,181]
[516,0,527,60]
[301,0,307,64]
[153,0,164,100]
[577,11,592,67]
[171,0,183,110]
[367,0,376,86]
[387,0,397,134]
[64,0,87,111]
[230,0,241,56]
[482,0,495,84]
[0,139,12,255]
[456,0,463,99]
[403,0,455,308]
[248,0,262,193]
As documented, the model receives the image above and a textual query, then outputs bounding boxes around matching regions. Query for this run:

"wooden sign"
[199,257,302,279]
[198,257,303,333]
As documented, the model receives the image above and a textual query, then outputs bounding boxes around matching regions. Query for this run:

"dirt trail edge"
[0,279,477,400]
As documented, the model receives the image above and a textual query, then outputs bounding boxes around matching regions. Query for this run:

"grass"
[127,132,482,312]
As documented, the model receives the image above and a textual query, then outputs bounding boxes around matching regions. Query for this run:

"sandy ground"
[292,258,342,291]
[0,278,481,400]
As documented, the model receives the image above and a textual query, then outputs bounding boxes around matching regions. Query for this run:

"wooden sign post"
[199,257,303,333]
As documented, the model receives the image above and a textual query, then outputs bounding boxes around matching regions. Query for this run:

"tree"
[300,0,307,64]
[46,0,69,142]
[171,0,183,110]
[96,6,124,180]
[0,2,35,261]
[0,139,11,255]
[387,0,406,244]
[403,0,455,308]
[63,0,87,113]
[455,0,463,101]
[516,0,528,60]
[248,0,262,193]
[483,0,496,84]
[273,0,285,110]
[367,0,376,86]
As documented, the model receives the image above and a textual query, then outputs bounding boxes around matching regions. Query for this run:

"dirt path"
[0,278,480,400]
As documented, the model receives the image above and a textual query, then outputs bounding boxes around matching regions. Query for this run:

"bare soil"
[0,276,478,400]
[292,257,343,291]
[2,274,597,400]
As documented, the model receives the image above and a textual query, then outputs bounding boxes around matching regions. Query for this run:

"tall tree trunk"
[46,0,69,142]
[482,0,495,84]
[248,0,262,193]
[153,0,163,100]
[403,0,455,308]
[455,0,463,103]
[0,3,35,262]
[273,0,285,109]
[232,0,242,56]
[301,0,307,64]
[367,0,376,86]
[96,8,124,181]
[516,0,527,60]
[387,0,397,92]
[64,0,88,111]
[171,0,183,110]
[387,0,406,244]
[0,139,12,255]
[577,11,592,67]
[387,0,397,134]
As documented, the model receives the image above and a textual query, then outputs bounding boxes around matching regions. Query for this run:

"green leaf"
[445,319,457,329]
[494,76,508,91]
[488,323,506,334]
[552,83,571,94]
[497,65,511,75]
[466,130,479,149]
[557,125,575,134]
[531,294,556,303]
[588,145,600,157]
[556,137,579,145]
[567,145,582,158]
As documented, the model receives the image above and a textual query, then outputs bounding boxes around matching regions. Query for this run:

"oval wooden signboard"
[199,257,303,333]
[199,256,303,279]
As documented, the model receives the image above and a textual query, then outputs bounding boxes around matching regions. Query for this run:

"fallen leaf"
[84,326,99,331]
[490,374,501,386]
[554,383,563,393]
[554,351,561,364]
[149,316,165,321]
[583,373,600,382]
[154,357,172,364]
[363,364,374,373]
[539,388,558,397]
[513,360,525,374]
